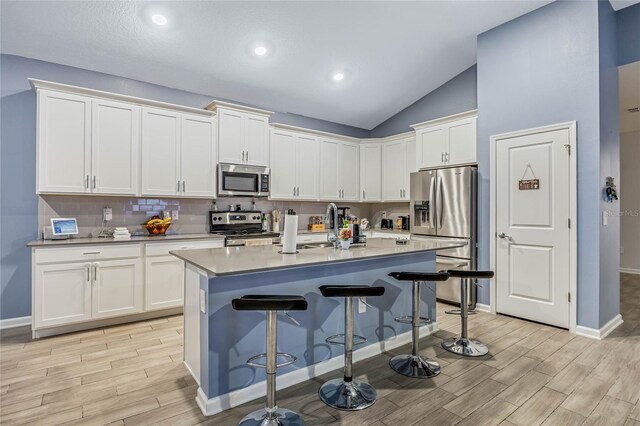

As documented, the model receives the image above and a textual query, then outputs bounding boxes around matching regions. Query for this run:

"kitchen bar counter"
[27,233,225,247]
[171,237,464,276]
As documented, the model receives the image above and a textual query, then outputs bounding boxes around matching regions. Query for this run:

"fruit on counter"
[143,216,172,235]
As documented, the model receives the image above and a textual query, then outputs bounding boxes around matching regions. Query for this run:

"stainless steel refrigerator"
[410,165,478,307]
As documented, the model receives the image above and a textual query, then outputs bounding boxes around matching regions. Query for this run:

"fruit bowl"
[143,216,172,235]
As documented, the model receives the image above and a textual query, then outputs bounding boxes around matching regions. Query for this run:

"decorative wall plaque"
[519,164,540,190]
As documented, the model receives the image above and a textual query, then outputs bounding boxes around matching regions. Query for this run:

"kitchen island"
[171,237,465,416]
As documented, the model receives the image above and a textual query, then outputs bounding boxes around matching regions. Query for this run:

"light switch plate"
[172,210,179,220]
[103,207,112,222]
[199,289,206,313]
[602,211,608,226]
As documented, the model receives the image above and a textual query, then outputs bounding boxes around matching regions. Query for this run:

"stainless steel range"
[210,211,280,247]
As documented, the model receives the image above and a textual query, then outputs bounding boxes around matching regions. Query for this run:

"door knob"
[498,232,513,241]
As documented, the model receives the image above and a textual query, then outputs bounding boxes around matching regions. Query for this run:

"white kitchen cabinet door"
[269,129,297,199]
[295,134,319,200]
[340,142,360,201]
[180,115,216,197]
[34,262,92,328]
[244,114,270,166]
[447,117,477,165]
[382,141,405,201]
[91,258,143,319]
[417,125,447,169]
[359,144,381,201]
[91,99,140,195]
[37,90,91,194]
[141,108,181,196]
[218,109,244,164]
[319,139,340,200]
[145,256,184,311]
[404,137,416,199]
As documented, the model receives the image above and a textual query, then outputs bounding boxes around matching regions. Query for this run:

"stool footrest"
[394,315,430,325]
[444,309,477,315]
[246,352,297,368]
[326,334,367,346]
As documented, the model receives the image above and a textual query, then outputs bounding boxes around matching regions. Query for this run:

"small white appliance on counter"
[44,218,78,240]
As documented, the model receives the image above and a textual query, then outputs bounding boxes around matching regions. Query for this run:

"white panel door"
[360,144,381,201]
[296,134,319,200]
[417,126,447,169]
[34,262,92,328]
[37,90,91,193]
[141,108,181,196]
[340,142,360,201]
[181,115,216,197]
[145,256,184,311]
[448,117,477,165]
[91,258,143,319]
[496,128,571,328]
[269,130,297,199]
[319,139,340,200]
[218,109,244,164]
[243,114,270,166]
[91,99,140,195]
[382,141,405,201]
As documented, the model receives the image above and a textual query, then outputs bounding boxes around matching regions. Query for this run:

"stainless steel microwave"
[217,163,270,197]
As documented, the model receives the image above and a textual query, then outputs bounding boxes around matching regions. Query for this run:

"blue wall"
[0,54,369,321]
[477,0,619,329]
[617,2,640,66]
[370,65,477,138]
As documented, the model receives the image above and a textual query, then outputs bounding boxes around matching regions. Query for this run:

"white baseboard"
[475,303,491,313]
[575,314,623,340]
[195,322,439,416]
[0,316,32,330]
[620,268,640,275]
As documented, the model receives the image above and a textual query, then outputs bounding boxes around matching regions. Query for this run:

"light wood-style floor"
[1,274,639,426]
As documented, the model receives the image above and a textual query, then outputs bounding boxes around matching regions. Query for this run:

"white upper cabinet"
[319,138,340,200]
[91,99,140,195]
[180,115,216,198]
[382,137,413,201]
[211,104,272,166]
[141,108,181,196]
[413,111,477,169]
[37,90,91,194]
[270,129,319,200]
[359,144,382,202]
[339,142,360,201]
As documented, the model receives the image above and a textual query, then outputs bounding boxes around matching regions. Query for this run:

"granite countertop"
[28,233,226,248]
[170,237,466,276]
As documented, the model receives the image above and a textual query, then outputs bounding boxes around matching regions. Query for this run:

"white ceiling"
[620,61,640,134]
[6,0,633,130]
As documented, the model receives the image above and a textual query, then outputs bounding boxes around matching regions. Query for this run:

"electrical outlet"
[602,211,608,226]
[171,210,179,220]
[358,297,367,314]
[620,245,625,254]
[199,289,206,313]
[103,207,112,222]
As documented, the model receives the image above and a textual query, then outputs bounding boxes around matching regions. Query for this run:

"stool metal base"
[389,354,441,378]
[319,378,377,411]
[441,337,489,357]
[238,407,304,426]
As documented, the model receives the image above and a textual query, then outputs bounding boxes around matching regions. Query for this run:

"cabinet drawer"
[35,244,142,264]
[145,239,225,257]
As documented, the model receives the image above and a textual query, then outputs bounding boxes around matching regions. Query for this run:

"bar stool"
[387,272,450,378]
[441,270,495,357]
[318,285,385,411]
[232,295,308,426]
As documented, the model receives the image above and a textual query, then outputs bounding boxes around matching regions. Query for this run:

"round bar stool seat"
[233,295,307,426]
[318,285,385,411]
[387,271,450,378]
[440,270,494,357]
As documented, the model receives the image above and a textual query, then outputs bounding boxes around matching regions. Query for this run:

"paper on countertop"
[281,215,298,254]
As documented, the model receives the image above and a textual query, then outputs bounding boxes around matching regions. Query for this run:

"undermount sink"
[275,242,335,250]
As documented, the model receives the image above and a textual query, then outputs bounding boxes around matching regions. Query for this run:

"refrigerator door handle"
[429,176,436,229]
[437,175,444,228]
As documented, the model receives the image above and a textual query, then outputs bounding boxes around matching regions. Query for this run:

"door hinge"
[564,144,571,155]
[568,292,571,303]
[568,218,571,229]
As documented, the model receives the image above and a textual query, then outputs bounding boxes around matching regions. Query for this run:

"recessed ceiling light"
[151,14,168,26]
[254,46,267,56]
[333,72,345,82]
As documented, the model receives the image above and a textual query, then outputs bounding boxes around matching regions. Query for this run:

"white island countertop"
[171,237,466,276]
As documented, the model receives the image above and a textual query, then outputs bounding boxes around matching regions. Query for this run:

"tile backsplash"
[38,195,394,238]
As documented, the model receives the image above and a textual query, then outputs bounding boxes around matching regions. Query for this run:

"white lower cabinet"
[34,262,92,328]
[145,256,185,311]
[91,258,143,319]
